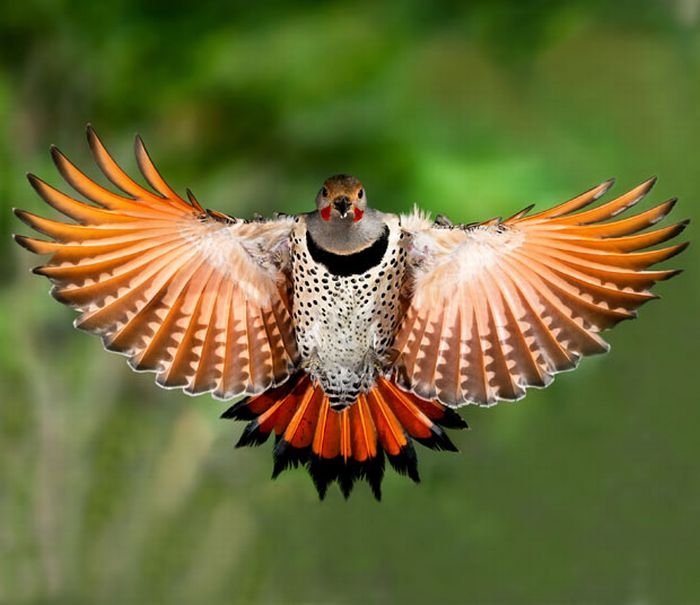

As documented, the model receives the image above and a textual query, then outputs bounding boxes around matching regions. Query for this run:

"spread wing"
[395,178,688,407]
[14,126,299,399]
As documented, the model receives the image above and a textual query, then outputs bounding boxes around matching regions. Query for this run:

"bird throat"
[305,225,390,276]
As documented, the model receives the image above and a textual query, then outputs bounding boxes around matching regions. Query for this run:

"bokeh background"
[1,1,699,603]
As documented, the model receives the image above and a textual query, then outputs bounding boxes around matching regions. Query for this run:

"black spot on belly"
[305,226,390,276]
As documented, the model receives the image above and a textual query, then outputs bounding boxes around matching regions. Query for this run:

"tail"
[221,372,468,500]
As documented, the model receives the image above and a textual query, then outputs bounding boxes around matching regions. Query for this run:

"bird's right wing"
[395,178,688,407]
[14,127,299,399]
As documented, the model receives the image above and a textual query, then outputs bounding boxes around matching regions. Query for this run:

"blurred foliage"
[1,0,699,603]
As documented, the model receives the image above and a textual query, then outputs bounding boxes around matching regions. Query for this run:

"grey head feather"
[305,208,388,254]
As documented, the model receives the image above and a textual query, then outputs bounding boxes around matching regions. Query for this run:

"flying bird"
[14,127,689,500]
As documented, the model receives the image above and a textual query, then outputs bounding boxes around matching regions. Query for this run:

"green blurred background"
[1,1,699,603]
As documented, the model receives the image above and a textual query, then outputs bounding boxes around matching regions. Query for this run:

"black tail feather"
[222,372,468,500]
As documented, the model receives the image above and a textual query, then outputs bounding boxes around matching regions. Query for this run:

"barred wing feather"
[15,127,298,399]
[396,178,688,407]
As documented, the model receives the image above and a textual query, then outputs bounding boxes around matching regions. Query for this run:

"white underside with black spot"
[290,214,408,408]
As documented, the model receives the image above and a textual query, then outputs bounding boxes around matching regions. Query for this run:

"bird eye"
[322,187,329,197]
[357,188,364,199]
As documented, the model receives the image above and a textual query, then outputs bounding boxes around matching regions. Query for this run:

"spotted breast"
[289,213,408,409]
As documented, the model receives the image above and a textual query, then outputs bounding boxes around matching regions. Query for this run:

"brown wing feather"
[14,126,299,399]
[398,179,688,407]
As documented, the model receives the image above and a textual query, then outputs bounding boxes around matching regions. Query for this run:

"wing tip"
[31,265,51,276]
[505,204,535,222]
[668,219,691,241]
[26,172,45,196]
[628,175,658,205]
[85,123,99,148]
[13,207,34,227]
[49,144,73,176]
[665,240,690,262]
[186,187,204,212]
[600,177,616,194]
[590,177,616,201]
[134,133,146,156]
[654,198,679,224]
[643,175,658,190]
[664,268,683,280]
[12,233,41,254]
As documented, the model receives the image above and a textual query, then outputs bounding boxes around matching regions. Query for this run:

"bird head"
[316,174,366,223]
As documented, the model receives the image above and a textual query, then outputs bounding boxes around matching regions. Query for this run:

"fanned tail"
[222,372,468,500]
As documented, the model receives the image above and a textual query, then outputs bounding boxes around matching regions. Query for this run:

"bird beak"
[332,197,352,218]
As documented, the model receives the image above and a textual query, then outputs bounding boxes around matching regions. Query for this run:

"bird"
[14,126,689,500]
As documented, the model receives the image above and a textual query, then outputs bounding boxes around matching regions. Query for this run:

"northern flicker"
[14,127,689,500]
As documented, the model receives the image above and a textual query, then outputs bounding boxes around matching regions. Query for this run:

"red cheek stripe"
[353,207,364,222]
[320,206,332,221]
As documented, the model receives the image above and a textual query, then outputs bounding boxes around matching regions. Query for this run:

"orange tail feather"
[222,372,468,500]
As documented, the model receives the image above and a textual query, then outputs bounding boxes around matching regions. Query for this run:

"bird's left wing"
[395,178,688,407]
[14,127,299,399]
